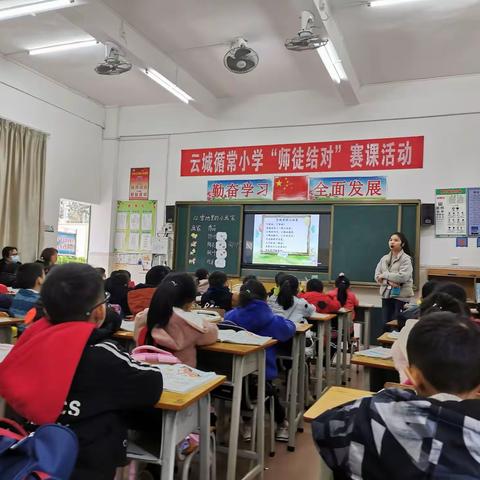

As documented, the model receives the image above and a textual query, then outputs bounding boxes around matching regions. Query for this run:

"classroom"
[1,0,480,479]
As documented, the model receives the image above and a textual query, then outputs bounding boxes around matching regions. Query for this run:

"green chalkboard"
[331,205,399,283]
[177,204,243,276]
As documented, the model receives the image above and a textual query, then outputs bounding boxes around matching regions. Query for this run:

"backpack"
[0,418,78,479]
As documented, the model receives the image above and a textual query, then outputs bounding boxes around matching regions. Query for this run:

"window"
[57,199,91,264]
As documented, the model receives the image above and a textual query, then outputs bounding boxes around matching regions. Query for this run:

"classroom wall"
[0,56,105,260]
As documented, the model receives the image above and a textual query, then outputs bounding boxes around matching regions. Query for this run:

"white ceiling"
[1,0,479,107]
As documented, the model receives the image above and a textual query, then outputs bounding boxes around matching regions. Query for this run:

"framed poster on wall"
[435,188,467,237]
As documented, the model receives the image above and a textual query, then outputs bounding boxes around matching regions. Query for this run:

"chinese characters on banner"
[129,168,150,200]
[207,179,273,201]
[309,176,387,200]
[57,232,77,255]
[182,136,423,176]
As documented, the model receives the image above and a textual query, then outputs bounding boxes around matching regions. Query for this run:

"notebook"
[387,330,400,339]
[156,364,217,393]
[120,320,135,332]
[356,347,392,359]
[217,329,272,346]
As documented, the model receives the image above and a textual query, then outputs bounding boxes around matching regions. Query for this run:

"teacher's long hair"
[390,231,412,256]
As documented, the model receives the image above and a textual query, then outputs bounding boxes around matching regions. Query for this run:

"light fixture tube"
[29,39,98,55]
[0,0,75,21]
[317,41,347,84]
[369,0,424,7]
[141,68,193,104]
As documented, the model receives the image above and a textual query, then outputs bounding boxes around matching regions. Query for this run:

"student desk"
[286,323,311,452]
[0,317,23,343]
[128,374,225,480]
[304,386,372,480]
[377,333,396,346]
[351,353,396,391]
[197,340,276,480]
[386,319,398,330]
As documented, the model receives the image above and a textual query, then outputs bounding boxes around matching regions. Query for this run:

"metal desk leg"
[199,395,211,480]
[287,333,300,452]
[364,309,371,349]
[335,315,343,386]
[297,332,306,433]
[226,356,245,480]
[256,350,266,479]
[160,411,178,480]
[316,322,325,399]
[341,312,350,385]
[325,321,331,387]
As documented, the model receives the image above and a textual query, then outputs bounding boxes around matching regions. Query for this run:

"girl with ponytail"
[133,272,218,367]
[392,282,471,383]
[327,273,359,319]
[269,274,316,323]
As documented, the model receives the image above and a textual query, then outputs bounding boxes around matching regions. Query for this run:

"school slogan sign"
[181,136,423,176]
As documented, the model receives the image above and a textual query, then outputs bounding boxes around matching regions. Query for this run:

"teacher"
[374,231,414,325]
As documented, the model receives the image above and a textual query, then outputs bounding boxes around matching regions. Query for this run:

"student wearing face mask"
[375,232,414,325]
[0,246,21,287]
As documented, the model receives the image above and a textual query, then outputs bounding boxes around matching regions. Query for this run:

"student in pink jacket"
[134,273,218,367]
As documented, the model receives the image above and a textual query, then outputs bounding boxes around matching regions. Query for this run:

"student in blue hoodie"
[225,279,296,441]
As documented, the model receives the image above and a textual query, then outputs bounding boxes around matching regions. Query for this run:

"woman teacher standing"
[375,232,414,325]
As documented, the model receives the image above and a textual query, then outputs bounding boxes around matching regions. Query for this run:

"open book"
[190,309,223,323]
[0,343,13,362]
[356,347,392,359]
[218,329,272,346]
[156,364,217,393]
[387,330,400,339]
[120,320,135,332]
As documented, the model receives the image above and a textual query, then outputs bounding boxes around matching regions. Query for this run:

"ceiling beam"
[312,0,360,105]
[60,1,218,115]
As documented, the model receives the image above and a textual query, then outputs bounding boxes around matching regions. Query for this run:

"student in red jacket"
[327,273,359,319]
[299,279,341,314]
[0,263,163,480]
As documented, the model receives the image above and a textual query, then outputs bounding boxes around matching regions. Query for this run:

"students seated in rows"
[0,245,20,287]
[225,279,296,441]
[327,273,359,318]
[134,272,218,367]
[0,263,163,480]
[392,282,470,383]
[312,312,480,479]
[35,247,58,274]
[128,265,171,315]
[194,268,209,295]
[200,270,233,311]
[269,274,315,322]
[9,262,44,318]
[299,279,341,314]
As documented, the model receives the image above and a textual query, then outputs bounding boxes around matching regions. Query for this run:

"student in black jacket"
[200,270,233,311]
[0,263,163,480]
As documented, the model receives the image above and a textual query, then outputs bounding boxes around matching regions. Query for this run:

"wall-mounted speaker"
[165,205,175,223]
[421,203,435,226]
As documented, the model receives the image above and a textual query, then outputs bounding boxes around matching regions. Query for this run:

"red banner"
[181,136,423,177]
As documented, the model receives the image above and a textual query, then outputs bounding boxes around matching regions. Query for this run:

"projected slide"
[252,214,320,266]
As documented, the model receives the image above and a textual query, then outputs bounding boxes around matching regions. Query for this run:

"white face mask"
[11,255,20,263]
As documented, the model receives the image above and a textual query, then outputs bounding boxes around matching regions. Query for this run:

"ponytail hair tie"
[170,280,178,287]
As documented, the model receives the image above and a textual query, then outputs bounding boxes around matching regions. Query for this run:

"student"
[269,274,316,323]
[225,279,296,441]
[134,272,218,367]
[396,279,438,329]
[392,282,470,383]
[95,267,106,280]
[128,265,171,315]
[200,270,233,311]
[36,247,58,274]
[0,263,163,480]
[9,262,44,318]
[327,273,359,319]
[268,271,287,298]
[105,270,131,317]
[312,312,480,479]
[194,268,209,295]
[242,274,258,284]
[299,279,341,314]
[0,246,20,287]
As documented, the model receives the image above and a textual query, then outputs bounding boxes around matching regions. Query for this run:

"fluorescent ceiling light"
[317,41,347,84]
[369,0,424,7]
[0,0,75,21]
[141,68,193,104]
[29,39,98,55]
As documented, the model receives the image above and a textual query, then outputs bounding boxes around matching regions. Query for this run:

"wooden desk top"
[198,339,277,356]
[309,313,336,322]
[358,304,375,309]
[351,353,395,370]
[156,374,226,411]
[114,330,134,340]
[377,333,395,346]
[386,319,399,328]
[304,386,372,422]
[296,323,312,334]
[0,318,24,327]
